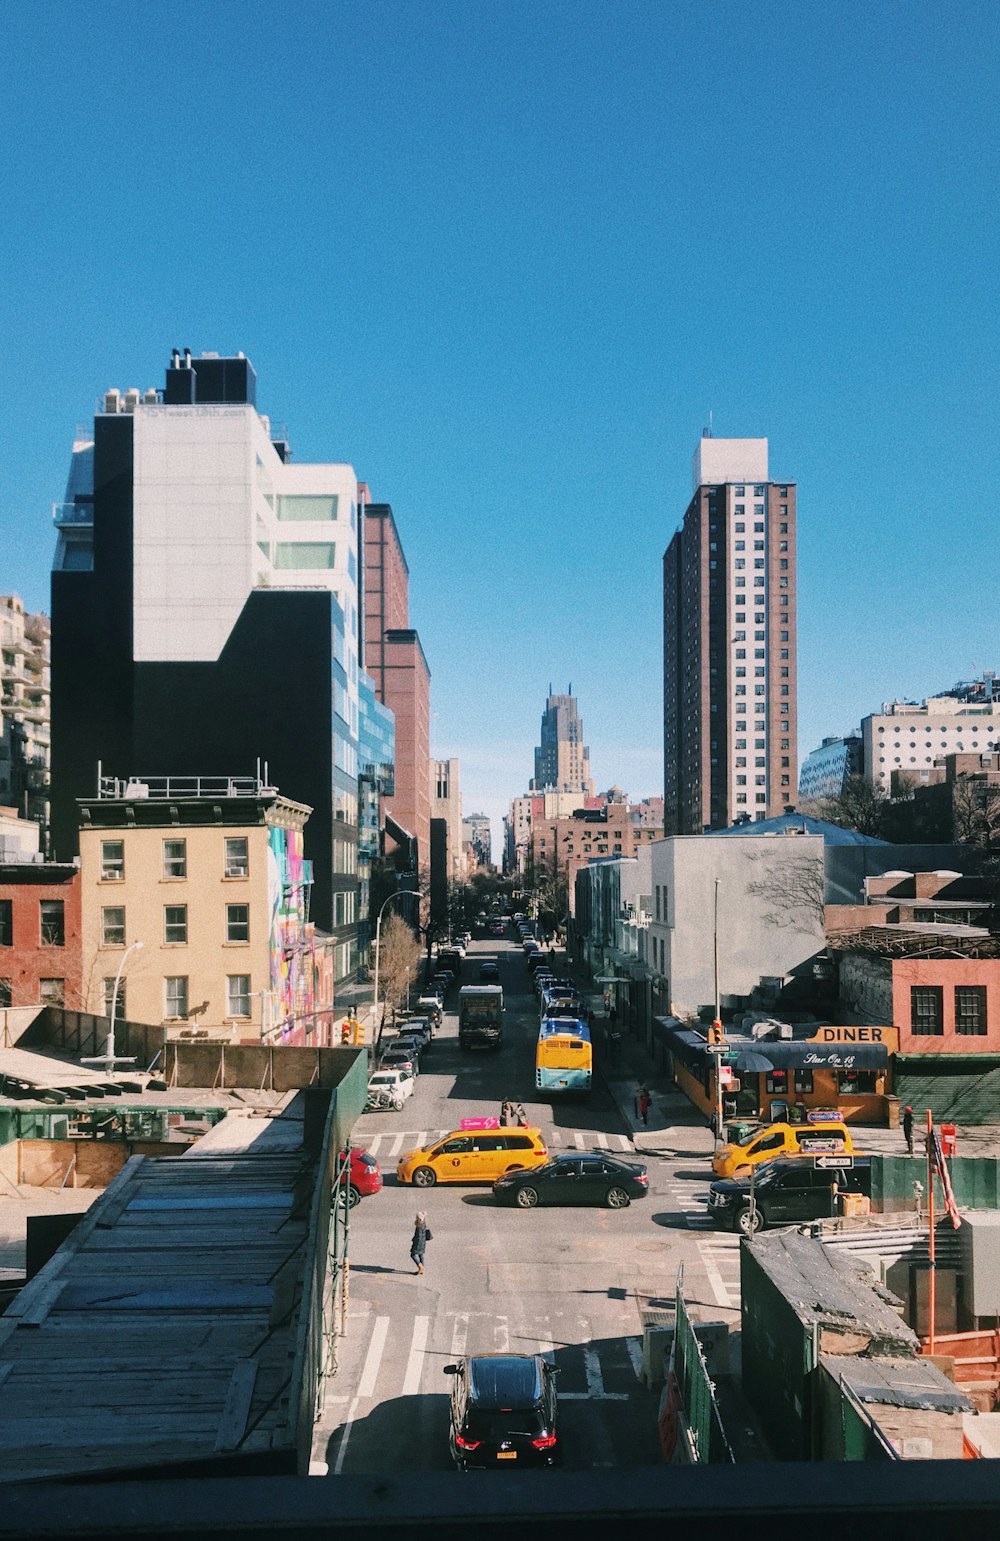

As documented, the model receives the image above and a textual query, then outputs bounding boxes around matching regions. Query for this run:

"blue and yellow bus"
[535,1017,592,1097]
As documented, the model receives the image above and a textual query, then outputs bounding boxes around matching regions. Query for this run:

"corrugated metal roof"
[710,813,888,845]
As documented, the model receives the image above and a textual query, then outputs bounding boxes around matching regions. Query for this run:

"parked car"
[395,1020,431,1047]
[338,1147,383,1208]
[368,1068,414,1104]
[707,1156,872,1235]
[416,996,443,1028]
[397,1128,548,1187]
[493,1153,649,1209]
[380,1046,419,1076]
[479,961,500,983]
[445,1354,560,1470]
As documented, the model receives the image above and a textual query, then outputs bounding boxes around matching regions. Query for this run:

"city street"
[313,930,741,1475]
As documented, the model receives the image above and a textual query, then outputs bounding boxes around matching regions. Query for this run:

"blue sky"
[2,1,999,850]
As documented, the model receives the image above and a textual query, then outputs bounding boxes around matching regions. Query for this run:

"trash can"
[941,1123,957,1158]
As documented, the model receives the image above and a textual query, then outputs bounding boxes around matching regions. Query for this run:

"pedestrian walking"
[609,1003,618,1030]
[636,1086,651,1127]
[514,1101,528,1127]
[410,1211,432,1275]
[902,1105,914,1155]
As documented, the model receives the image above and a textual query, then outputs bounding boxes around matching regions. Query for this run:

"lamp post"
[82,939,143,1079]
[372,889,421,1045]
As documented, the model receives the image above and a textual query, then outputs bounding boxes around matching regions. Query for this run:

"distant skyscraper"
[463,814,492,869]
[430,758,464,881]
[530,689,594,795]
[663,435,798,833]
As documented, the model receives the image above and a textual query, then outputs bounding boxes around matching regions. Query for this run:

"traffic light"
[707,1020,724,1047]
[341,1018,364,1046]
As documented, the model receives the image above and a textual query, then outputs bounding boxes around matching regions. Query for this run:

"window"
[274,541,336,569]
[0,980,10,1008]
[753,485,765,497]
[39,900,65,947]
[764,1070,789,1095]
[275,494,338,522]
[101,907,126,946]
[226,904,250,943]
[735,756,746,767]
[736,685,746,696]
[734,559,745,570]
[163,839,187,879]
[755,793,766,803]
[837,1070,877,1094]
[735,630,745,642]
[780,522,788,534]
[735,540,745,551]
[0,899,11,948]
[735,522,745,533]
[224,837,249,878]
[780,631,789,642]
[736,793,747,804]
[755,667,765,677]
[780,559,788,570]
[912,985,944,1035]
[735,667,746,677]
[755,756,766,767]
[793,1070,814,1094]
[39,978,64,1006]
[164,904,188,944]
[227,974,251,1018]
[955,985,987,1036]
[754,523,764,534]
[101,840,124,880]
[735,648,746,659]
[165,976,189,1019]
[102,977,126,1021]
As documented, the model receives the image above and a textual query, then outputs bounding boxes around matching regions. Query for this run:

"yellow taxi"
[711,1119,855,1179]
[397,1128,548,1188]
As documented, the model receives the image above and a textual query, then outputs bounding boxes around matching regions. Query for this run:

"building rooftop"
[710,812,888,845]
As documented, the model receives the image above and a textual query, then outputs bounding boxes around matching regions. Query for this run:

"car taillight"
[636,1173,648,1185]
[454,1434,481,1450]
[531,1433,558,1449]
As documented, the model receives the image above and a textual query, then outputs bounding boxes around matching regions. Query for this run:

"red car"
[339,1147,382,1207]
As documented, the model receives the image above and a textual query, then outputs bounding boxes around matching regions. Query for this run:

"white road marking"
[451,1313,469,1358]
[308,1458,328,1476]
[402,1315,430,1397]
[357,1315,390,1399]
[626,1337,644,1380]
[332,1395,360,1474]
[366,1135,383,1155]
[616,1134,631,1150]
[388,1132,406,1158]
[494,1316,510,1353]
[573,1131,585,1149]
[699,1243,737,1309]
[595,1131,608,1149]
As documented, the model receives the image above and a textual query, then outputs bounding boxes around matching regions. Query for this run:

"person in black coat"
[410,1212,432,1275]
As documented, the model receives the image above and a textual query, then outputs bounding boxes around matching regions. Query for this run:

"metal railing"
[97,773,275,801]
[52,502,94,527]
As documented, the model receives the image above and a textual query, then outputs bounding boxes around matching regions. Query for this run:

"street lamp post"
[82,939,143,1080]
[372,889,421,1046]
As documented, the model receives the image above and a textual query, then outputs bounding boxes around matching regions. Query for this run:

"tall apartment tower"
[49,350,364,984]
[663,436,797,833]
[363,504,431,872]
[530,689,594,795]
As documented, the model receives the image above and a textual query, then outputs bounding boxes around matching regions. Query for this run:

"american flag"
[930,1127,961,1230]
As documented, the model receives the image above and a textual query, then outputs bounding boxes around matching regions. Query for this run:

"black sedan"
[493,1153,648,1209]
[445,1354,559,1470]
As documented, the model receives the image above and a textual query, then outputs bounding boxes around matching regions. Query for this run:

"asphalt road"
[313,931,740,1475]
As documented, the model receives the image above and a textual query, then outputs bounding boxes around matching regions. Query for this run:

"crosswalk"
[360,1127,635,1159]
[664,1178,742,1310]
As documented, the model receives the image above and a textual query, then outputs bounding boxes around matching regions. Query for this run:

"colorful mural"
[266,826,328,1043]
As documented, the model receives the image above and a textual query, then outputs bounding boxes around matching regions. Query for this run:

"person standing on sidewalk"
[902,1105,914,1155]
[636,1086,652,1127]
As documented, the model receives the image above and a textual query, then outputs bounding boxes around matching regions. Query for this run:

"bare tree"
[817,775,890,839]
[952,777,1000,851]
[376,911,421,1040]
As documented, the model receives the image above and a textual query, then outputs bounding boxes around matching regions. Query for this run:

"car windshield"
[468,1356,541,1409]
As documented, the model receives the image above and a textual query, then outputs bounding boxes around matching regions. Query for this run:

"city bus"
[535,1017,592,1098]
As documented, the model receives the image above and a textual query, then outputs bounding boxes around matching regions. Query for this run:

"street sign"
[814,1155,854,1170]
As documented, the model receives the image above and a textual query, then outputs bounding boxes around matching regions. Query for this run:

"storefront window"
[793,1070,814,1094]
[836,1070,877,1095]
[765,1070,789,1095]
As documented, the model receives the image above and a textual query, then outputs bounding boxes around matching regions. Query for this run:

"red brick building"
[0,862,82,1009]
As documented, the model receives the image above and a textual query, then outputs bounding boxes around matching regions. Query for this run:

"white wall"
[692,437,768,491]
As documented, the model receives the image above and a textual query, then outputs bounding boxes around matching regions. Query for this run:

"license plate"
[497,1451,517,1460]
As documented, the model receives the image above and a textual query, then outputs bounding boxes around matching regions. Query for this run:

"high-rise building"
[363,503,431,875]
[463,814,492,869]
[663,435,797,833]
[861,679,1000,792]
[530,689,594,795]
[430,758,464,882]
[799,733,863,802]
[0,595,51,840]
[49,349,364,988]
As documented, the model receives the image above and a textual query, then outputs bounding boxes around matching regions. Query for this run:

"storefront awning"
[739,1040,888,1070]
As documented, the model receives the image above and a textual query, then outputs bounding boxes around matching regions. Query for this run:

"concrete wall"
[651,834,826,1017]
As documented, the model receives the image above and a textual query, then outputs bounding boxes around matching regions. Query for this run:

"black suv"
[444,1354,559,1469]
[707,1156,872,1236]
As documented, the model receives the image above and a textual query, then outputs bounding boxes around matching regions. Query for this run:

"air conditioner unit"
[124,389,141,412]
[104,388,121,413]
[123,781,149,799]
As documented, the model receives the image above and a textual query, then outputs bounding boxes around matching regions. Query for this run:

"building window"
[275,494,338,522]
[955,985,987,1036]
[227,974,251,1018]
[837,1070,878,1095]
[765,1070,789,1096]
[753,485,765,497]
[101,907,126,946]
[102,977,126,1021]
[0,980,10,1008]
[163,839,187,879]
[274,541,336,569]
[224,837,249,878]
[226,904,250,943]
[39,900,65,947]
[101,840,125,880]
[164,905,188,944]
[793,1070,814,1094]
[39,978,64,1006]
[736,793,747,804]
[755,793,766,803]
[165,976,189,1019]
[912,985,944,1035]
[0,899,12,948]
